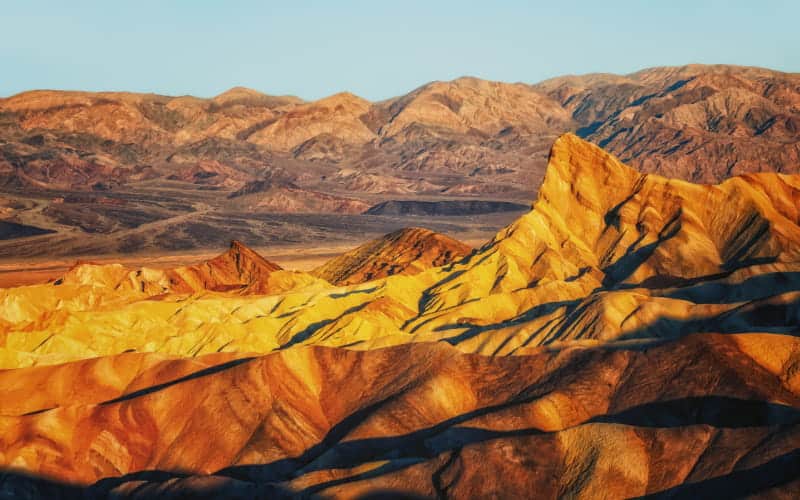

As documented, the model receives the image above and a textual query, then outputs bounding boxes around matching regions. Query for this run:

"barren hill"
[53,239,325,297]
[312,227,472,285]
[2,65,799,257]
[535,64,800,182]
[227,179,371,214]
[3,134,799,361]
[1,135,799,496]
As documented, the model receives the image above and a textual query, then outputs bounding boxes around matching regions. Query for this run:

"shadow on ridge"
[434,298,580,346]
[217,395,800,493]
[2,396,797,498]
[665,270,800,304]
[0,468,300,499]
[0,469,83,500]
[637,448,800,499]
[101,356,255,406]
[329,286,379,299]
[617,289,800,341]
[280,302,371,349]
[589,396,800,428]
[602,208,682,288]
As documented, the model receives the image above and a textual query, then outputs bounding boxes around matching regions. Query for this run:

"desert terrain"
[1,64,798,262]
[0,133,799,497]
[2,62,800,498]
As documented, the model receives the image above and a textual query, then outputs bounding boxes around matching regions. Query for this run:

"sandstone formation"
[312,227,472,285]
[3,338,799,498]
[0,135,799,497]
[2,134,799,363]
[55,239,305,296]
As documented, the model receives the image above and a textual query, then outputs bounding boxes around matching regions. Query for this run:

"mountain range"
[1,64,798,257]
[1,134,799,497]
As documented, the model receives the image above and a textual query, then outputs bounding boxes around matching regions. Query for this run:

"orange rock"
[312,227,472,285]
[1,134,800,497]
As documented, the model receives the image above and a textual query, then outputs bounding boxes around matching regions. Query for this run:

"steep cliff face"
[403,134,800,349]
[471,132,800,289]
[1,135,800,497]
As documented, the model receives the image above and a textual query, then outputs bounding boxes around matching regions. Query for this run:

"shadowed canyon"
[1,132,800,498]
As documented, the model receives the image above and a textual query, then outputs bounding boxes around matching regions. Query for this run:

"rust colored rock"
[313,227,472,285]
[1,133,800,498]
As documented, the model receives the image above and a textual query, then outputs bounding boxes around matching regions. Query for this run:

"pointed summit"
[179,240,282,292]
[313,227,472,285]
[537,133,642,216]
[226,239,282,275]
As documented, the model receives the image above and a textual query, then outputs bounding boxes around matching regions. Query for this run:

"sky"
[2,0,798,101]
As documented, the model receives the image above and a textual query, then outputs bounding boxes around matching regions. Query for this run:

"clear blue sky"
[2,1,798,101]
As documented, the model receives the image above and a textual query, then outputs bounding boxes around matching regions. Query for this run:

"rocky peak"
[313,227,472,285]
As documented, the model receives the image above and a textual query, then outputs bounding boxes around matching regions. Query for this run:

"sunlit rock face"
[1,134,799,498]
[311,227,473,285]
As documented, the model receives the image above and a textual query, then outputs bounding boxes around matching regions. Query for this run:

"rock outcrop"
[312,227,472,285]
[1,338,799,497]
[1,135,800,497]
[52,240,321,298]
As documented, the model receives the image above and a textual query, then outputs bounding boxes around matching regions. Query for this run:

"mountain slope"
[2,134,799,363]
[246,92,375,150]
[2,65,799,258]
[536,64,800,182]
[1,134,800,497]
[378,77,574,139]
[312,227,472,285]
[1,337,799,497]
[227,180,371,214]
[56,239,292,295]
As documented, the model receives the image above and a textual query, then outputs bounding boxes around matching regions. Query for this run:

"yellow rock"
[1,134,800,368]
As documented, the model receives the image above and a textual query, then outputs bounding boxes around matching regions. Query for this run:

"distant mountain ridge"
[3,64,797,192]
[1,64,798,256]
[534,64,800,182]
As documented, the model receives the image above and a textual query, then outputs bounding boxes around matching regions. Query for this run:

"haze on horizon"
[2,0,798,101]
